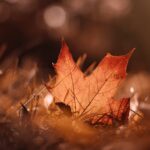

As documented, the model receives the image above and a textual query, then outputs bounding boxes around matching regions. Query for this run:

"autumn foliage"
[47,41,135,126]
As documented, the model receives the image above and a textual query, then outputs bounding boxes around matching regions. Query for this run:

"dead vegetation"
[0,44,150,150]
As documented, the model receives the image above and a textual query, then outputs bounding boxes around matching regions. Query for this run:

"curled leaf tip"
[127,48,135,58]
[61,38,67,48]
[59,40,70,58]
[106,48,135,58]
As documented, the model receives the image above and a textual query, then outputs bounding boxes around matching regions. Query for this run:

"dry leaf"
[48,41,135,125]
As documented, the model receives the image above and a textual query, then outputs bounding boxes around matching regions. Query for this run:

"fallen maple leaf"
[48,41,135,125]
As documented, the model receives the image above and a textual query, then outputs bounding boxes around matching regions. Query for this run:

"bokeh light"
[44,93,53,109]
[43,6,67,28]
[99,0,131,19]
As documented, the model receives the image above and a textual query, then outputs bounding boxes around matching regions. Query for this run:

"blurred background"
[0,0,149,80]
[1,3,150,150]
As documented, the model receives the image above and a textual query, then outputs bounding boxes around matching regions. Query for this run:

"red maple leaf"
[48,41,135,126]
